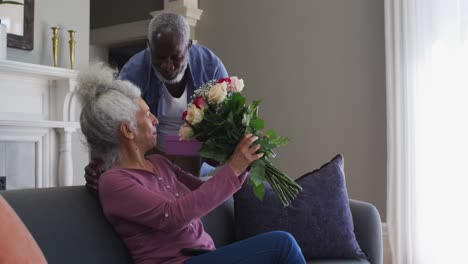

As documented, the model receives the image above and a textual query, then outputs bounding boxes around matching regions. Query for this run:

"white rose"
[229,76,244,92]
[208,82,227,104]
[178,123,194,141]
[185,104,204,125]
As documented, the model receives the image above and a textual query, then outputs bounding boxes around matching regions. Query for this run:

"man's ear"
[188,39,193,49]
[119,122,135,140]
[147,39,153,52]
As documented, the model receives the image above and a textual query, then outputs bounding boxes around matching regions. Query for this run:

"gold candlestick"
[68,30,76,69]
[51,27,60,67]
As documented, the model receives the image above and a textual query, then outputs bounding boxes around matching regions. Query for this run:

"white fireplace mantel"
[0,59,80,188]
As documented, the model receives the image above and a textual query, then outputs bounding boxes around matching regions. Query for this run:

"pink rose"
[208,82,227,104]
[178,123,194,141]
[185,104,204,125]
[229,76,244,92]
[193,95,209,110]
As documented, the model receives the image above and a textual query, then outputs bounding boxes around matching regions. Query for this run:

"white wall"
[7,0,90,68]
[197,0,387,220]
[6,0,91,186]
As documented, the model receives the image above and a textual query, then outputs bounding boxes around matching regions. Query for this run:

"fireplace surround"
[0,59,80,189]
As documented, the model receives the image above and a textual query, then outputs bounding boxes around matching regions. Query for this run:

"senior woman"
[76,64,306,264]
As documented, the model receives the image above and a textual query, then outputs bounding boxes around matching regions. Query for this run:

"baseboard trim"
[381,222,392,264]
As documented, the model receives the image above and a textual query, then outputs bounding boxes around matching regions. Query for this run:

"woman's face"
[133,98,158,151]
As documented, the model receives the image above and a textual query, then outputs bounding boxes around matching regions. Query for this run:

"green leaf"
[261,129,289,148]
[265,129,277,138]
[230,93,247,112]
[197,145,229,162]
[247,100,262,118]
[242,113,251,128]
[253,184,265,200]
[250,118,265,130]
[249,161,266,186]
[227,111,235,124]
[269,135,290,147]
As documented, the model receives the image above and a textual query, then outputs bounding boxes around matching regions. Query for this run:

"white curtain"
[385,0,468,263]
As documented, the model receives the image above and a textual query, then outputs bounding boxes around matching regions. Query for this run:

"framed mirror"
[0,0,34,50]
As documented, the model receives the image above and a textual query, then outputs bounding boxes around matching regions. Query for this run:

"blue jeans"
[184,231,306,264]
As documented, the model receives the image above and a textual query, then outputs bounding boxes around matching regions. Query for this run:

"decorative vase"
[0,19,7,60]
[67,30,76,69]
[51,26,60,67]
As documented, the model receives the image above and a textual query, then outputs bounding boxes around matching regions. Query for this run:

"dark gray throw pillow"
[234,154,367,260]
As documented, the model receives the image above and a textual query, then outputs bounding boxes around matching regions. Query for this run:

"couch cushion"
[201,196,236,247]
[1,186,132,264]
[0,196,47,263]
[234,154,367,260]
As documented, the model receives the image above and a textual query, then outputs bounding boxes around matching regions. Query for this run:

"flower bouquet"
[178,77,302,207]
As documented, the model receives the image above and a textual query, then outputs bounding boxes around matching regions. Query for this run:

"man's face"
[149,33,191,84]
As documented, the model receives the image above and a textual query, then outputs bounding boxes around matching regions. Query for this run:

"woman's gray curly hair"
[76,63,141,169]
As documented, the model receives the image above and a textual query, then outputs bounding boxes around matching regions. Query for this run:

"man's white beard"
[153,61,188,85]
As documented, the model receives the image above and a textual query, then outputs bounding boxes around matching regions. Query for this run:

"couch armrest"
[349,199,383,264]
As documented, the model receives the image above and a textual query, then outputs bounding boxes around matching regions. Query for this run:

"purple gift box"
[163,135,202,157]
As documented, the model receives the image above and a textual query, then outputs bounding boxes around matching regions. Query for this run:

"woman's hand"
[227,134,264,176]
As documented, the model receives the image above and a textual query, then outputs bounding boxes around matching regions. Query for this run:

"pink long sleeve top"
[98,154,248,264]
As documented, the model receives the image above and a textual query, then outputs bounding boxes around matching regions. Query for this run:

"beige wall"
[197,0,387,220]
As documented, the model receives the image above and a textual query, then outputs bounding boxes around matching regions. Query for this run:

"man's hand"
[84,159,104,195]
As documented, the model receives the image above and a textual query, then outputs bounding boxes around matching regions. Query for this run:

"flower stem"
[262,161,302,207]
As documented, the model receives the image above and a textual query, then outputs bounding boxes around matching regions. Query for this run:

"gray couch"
[1,186,382,264]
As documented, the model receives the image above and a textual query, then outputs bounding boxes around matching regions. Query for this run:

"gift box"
[163,135,202,157]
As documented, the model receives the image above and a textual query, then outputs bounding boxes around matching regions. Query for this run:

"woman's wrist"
[226,160,246,177]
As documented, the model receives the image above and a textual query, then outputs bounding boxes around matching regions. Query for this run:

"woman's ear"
[119,122,135,140]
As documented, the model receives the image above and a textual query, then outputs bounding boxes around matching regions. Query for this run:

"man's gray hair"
[148,12,190,45]
[76,63,142,169]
